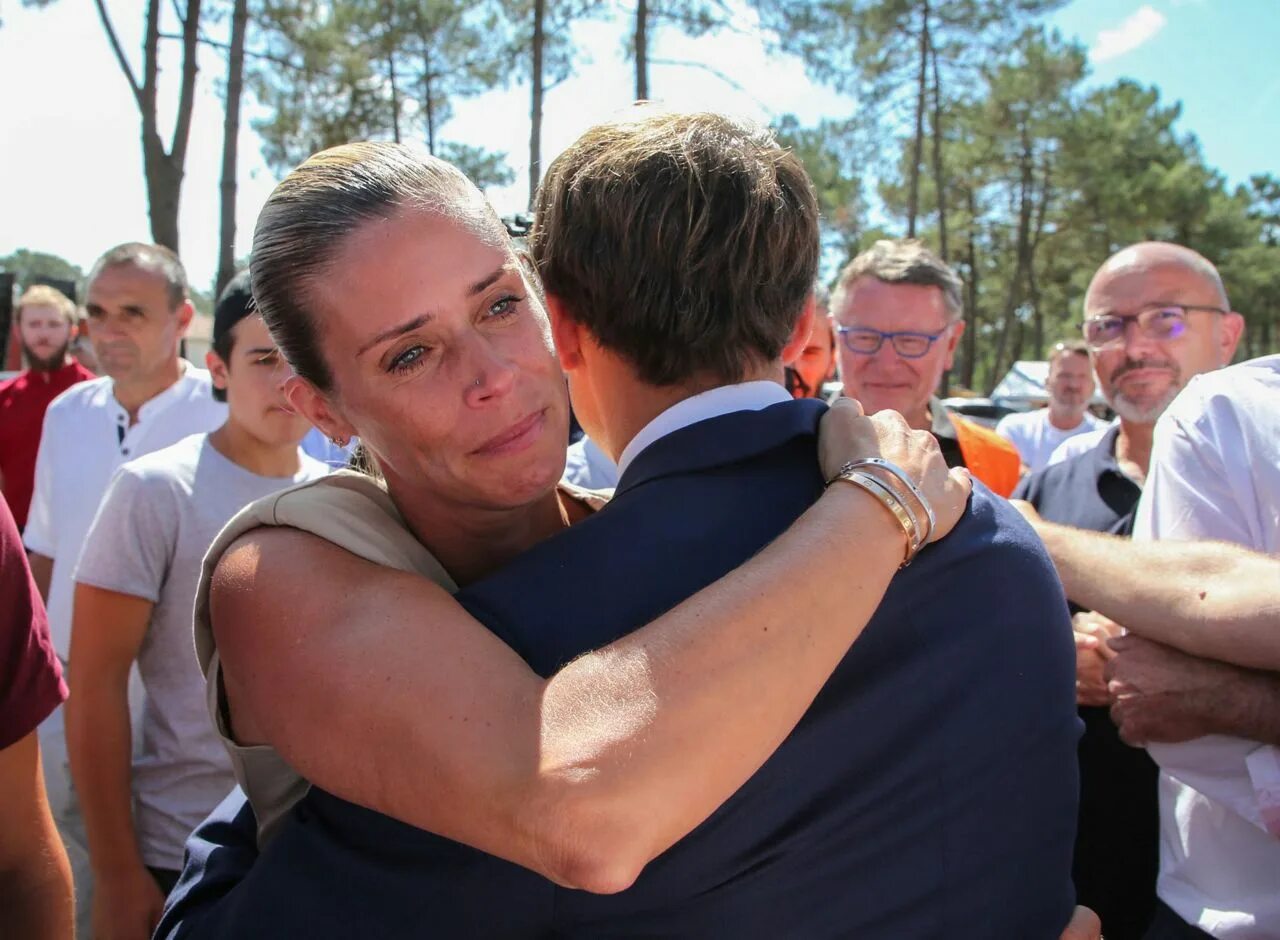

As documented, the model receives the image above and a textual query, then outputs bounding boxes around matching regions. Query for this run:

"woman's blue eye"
[389,346,425,373]
[489,295,522,318]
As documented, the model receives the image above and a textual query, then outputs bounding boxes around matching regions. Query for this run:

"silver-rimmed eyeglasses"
[1082,304,1226,349]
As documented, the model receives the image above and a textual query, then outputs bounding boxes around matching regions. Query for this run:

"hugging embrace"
[159,111,1086,939]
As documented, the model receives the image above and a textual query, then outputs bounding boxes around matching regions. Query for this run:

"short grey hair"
[87,242,189,310]
[830,239,963,322]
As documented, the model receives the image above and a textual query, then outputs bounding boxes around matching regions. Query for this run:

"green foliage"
[249,0,515,174]
[438,143,516,190]
[0,250,84,290]
[864,27,1280,391]
[773,114,870,261]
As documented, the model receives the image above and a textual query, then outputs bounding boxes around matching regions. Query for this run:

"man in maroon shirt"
[0,285,95,529]
[0,497,73,936]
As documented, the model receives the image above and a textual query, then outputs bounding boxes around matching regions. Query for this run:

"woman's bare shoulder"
[216,470,457,590]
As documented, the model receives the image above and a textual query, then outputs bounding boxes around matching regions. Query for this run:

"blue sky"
[1,0,1275,289]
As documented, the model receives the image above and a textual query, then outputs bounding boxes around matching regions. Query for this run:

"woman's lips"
[472,409,547,457]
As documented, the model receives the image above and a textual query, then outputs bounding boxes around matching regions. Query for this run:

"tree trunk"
[121,0,200,254]
[388,51,401,143]
[906,1,930,238]
[1028,156,1053,357]
[144,148,182,253]
[528,0,545,209]
[963,185,979,390]
[215,0,249,298]
[989,128,1035,391]
[635,0,648,100]
[930,40,947,260]
[421,41,436,154]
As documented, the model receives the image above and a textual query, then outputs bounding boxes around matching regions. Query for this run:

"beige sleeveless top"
[193,469,607,846]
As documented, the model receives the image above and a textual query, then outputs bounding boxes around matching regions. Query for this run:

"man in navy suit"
[159,113,1081,938]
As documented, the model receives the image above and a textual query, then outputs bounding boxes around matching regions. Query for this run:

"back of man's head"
[530,110,820,387]
[87,242,189,310]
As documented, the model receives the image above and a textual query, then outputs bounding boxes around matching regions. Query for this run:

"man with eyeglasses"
[829,239,1023,496]
[1013,242,1245,940]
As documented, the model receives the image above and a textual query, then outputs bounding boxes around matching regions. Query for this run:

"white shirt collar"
[616,380,792,478]
[124,360,197,420]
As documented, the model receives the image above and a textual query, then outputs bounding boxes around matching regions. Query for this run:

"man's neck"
[207,421,303,479]
[594,363,785,464]
[389,482,567,587]
[112,357,185,423]
[1115,419,1155,484]
[1047,405,1087,431]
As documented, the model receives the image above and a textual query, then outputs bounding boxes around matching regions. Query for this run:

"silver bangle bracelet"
[837,457,937,543]
[826,468,923,566]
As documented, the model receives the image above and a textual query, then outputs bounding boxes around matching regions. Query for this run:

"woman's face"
[306,208,570,511]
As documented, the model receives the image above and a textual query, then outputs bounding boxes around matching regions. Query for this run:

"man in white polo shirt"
[23,242,226,932]
[1125,354,1280,939]
[996,340,1102,473]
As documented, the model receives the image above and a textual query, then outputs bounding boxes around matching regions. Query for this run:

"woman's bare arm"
[214,404,970,893]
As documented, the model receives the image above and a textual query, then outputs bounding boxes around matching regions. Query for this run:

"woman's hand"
[818,398,972,543]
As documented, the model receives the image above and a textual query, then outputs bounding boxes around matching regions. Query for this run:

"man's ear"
[780,295,818,366]
[1218,311,1245,366]
[206,350,229,395]
[284,375,355,443]
[545,293,585,372]
[943,320,966,371]
[175,299,195,337]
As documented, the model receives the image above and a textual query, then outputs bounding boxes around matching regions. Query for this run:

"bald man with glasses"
[1013,241,1246,940]
[830,239,1023,496]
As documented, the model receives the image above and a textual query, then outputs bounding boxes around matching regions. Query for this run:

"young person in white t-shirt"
[65,271,327,939]
[995,340,1102,473]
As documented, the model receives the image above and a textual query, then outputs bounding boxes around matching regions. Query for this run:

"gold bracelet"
[838,457,936,544]
[827,468,921,567]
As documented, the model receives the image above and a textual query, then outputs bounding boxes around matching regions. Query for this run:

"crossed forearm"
[1034,521,1280,671]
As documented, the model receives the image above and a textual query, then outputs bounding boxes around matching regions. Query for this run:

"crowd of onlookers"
[1,110,1277,940]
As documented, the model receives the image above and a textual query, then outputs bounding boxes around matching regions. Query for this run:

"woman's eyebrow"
[357,313,434,357]
[467,265,510,298]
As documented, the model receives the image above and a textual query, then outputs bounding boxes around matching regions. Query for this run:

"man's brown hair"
[530,111,820,386]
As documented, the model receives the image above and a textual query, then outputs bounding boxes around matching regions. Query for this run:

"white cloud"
[1090,5,1168,62]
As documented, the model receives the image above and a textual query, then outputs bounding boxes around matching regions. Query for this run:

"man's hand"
[91,863,166,940]
[1074,612,1122,707]
[1105,636,1235,746]
[1059,905,1101,940]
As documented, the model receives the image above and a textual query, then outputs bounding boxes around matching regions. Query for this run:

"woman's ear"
[284,375,355,443]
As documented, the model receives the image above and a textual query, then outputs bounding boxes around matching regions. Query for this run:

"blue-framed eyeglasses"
[1082,304,1226,349]
[835,325,950,359]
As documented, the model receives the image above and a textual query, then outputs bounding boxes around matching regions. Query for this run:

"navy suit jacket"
[160,399,1080,938]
